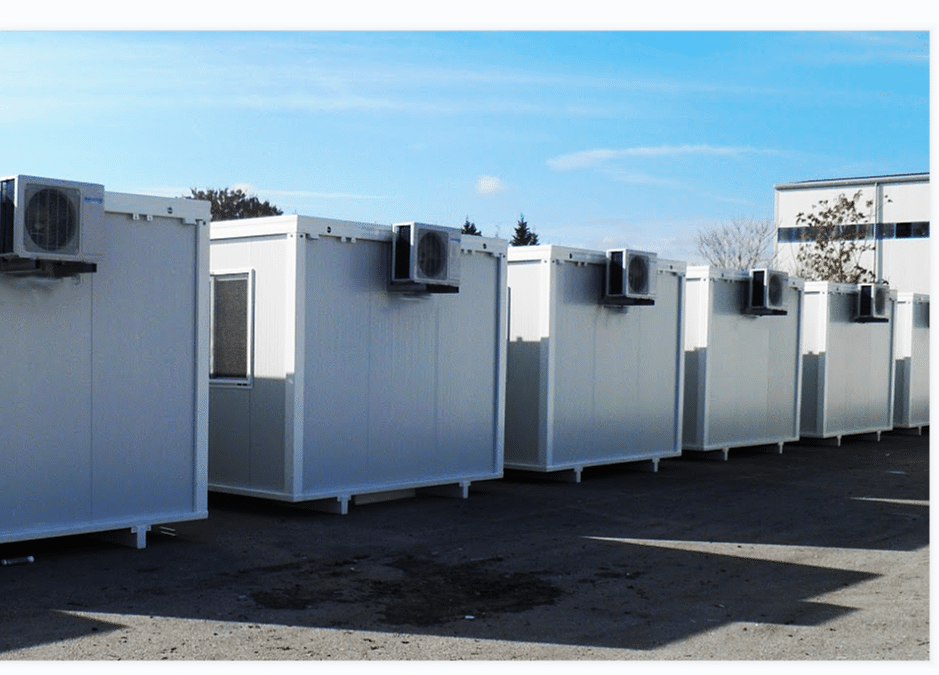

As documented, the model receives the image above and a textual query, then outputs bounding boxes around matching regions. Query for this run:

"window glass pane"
[777,228,798,243]
[895,222,913,239]
[212,276,249,379]
[911,222,929,238]
[839,224,859,239]
[876,223,895,239]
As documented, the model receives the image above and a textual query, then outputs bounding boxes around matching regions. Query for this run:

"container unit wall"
[893,293,929,430]
[209,216,507,511]
[504,245,686,477]
[0,190,210,549]
[682,266,804,456]
[800,281,897,442]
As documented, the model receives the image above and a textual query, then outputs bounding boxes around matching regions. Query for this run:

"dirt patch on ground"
[250,554,563,626]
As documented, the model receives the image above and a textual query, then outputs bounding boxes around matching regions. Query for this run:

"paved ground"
[0,430,929,663]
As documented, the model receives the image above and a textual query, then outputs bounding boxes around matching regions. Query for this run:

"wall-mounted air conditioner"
[0,175,104,274]
[603,249,657,305]
[390,222,461,293]
[856,282,891,322]
[746,268,788,315]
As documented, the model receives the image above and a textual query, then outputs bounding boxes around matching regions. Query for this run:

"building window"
[836,223,872,240]
[777,228,796,243]
[876,223,895,239]
[780,221,930,243]
[210,272,253,383]
[895,222,913,239]
[911,222,929,238]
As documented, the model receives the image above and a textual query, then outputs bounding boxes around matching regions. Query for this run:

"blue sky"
[0,23,931,263]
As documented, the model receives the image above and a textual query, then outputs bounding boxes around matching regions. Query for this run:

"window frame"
[209,269,255,388]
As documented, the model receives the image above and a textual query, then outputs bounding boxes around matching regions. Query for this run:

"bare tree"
[694,216,777,269]
[792,190,876,284]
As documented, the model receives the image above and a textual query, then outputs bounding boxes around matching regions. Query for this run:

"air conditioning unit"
[856,282,890,322]
[390,222,461,293]
[746,268,788,315]
[603,249,656,305]
[0,175,103,275]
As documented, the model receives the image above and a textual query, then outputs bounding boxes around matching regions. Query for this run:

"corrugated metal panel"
[682,266,804,455]
[504,246,686,476]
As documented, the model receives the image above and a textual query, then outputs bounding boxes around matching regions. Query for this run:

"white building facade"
[774,173,930,295]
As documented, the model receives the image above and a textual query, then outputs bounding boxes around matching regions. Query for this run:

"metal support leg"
[420,482,470,500]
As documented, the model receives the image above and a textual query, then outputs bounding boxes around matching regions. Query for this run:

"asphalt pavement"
[0,429,929,663]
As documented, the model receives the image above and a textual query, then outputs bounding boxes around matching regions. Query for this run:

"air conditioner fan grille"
[767,272,784,307]
[874,286,888,316]
[416,230,447,279]
[24,186,78,253]
[628,255,649,295]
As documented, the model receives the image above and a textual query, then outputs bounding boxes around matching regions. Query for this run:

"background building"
[774,173,930,295]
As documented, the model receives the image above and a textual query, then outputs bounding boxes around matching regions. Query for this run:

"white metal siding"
[90,213,201,518]
[0,192,209,546]
[300,236,504,496]
[800,282,896,439]
[893,293,929,429]
[682,267,804,452]
[0,274,94,528]
[208,235,291,495]
[504,246,686,472]
[208,217,506,504]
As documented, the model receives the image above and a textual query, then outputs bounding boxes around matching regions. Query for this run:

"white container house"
[800,281,897,444]
[682,266,805,460]
[504,245,686,481]
[0,175,210,549]
[893,293,928,433]
[208,216,507,513]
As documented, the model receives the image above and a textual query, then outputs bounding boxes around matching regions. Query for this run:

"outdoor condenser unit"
[857,282,891,322]
[0,178,210,549]
[390,222,461,293]
[0,174,104,276]
[682,266,805,460]
[208,215,506,514]
[747,268,788,315]
[893,293,929,433]
[504,245,686,482]
[604,248,657,305]
[800,281,896,444]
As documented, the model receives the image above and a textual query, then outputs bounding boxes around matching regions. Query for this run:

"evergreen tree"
[510,213,539,246]
[462,217,482,236]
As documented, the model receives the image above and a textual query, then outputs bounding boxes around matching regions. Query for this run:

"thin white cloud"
[547,145,785,171]
[476,175,507,195]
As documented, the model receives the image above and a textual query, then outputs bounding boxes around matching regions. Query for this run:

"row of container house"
[0,176,929,549]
